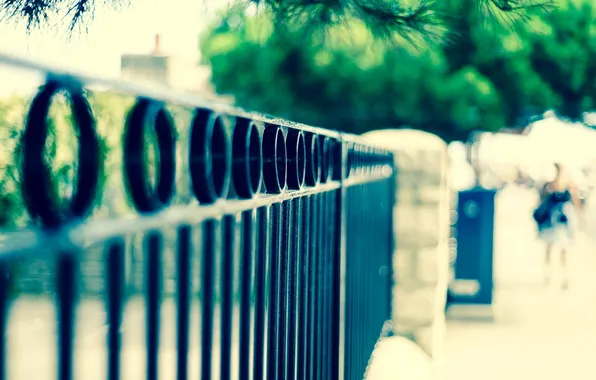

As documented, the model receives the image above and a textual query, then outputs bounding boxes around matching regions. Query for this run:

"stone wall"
[362,129,450,378]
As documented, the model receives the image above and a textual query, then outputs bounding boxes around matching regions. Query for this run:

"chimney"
[153,34,161,55]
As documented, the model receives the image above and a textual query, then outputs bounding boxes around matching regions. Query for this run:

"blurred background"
[3,0,596,379]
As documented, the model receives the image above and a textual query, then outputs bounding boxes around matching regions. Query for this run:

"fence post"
[362,129,450,377]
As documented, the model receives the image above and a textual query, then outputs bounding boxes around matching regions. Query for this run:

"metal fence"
[0,53,395,380]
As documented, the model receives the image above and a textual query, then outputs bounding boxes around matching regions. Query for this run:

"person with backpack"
[533,163,583,289]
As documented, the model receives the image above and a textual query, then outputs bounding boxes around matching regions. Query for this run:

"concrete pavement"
[445,184,596,380]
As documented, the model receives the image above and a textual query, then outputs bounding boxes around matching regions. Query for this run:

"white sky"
[0,0,229,94]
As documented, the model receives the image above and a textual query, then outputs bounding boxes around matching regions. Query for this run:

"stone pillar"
[362,129,450,377]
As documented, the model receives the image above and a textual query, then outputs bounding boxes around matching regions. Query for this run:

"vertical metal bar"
[320,192,330,380]
[240,210,255,379]
[331,191,338,380]
[357,185,365,376]
[388,169,397,323]
[0,267,6,380]
[297,195,310,380]
[0,264,9,380]
[363,184,371,371]
[145,232,162,380]
[254,207,269,380]
[57,252,76,380]
[315,192,325,380]
[287,198,300,380]
[310,194,320,380]
[278,201,291,380]
[328,190,339,380]
[306,195,318,380]
[344,188,352,380]
[354,186,362,376]
[331,188,342,380]
[106,239,125,380]
[267,203,282,380]
[177,226,192,380]
[337,141,348,380]
[220,215,235,380]
[201,220,216,380]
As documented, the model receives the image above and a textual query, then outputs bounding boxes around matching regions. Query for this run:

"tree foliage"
[200,0,596,141]
[2,0,550,39]
[201,7,506,142]
[442,0,596,125]
[523,0,596,120]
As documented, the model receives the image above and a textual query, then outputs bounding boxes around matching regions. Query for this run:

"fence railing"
[0,52,395,380]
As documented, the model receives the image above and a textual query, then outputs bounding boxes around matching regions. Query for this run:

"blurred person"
[532,163,583,289]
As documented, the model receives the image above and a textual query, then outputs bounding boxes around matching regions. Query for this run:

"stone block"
[395,185,418,204]
[420,151,445,176]
[416,207,442,246]
[393,248,416,284]
[394,150,418,169]
[417,185,444,205]
[416,246,441,284]
[393,286,437,324]
[394,205,420,240]
[393,215,441,246]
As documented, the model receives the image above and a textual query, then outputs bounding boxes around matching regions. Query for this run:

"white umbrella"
[525,117,596,168]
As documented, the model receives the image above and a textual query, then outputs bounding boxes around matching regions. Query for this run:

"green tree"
[201,9,505,142]
[442,0,559,127]
[440,0,596,126]
[522,0,596,121]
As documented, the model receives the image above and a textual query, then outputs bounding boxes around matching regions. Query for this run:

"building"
[120,35,171,86]
[119,34,217,96]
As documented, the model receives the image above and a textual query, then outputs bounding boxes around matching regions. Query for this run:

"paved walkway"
[445,185,596,380]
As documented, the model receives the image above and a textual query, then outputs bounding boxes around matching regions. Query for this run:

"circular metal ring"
[364,146,373,173]
[353,144,361,175]
[123,97,176,213]
[232,118,262,198]
[346,142,355,178]
[189,109,231,204]
[321,137,342,182]
[262,125,286,193]
[21,79,102,227]
[371,147,381,172]
[319,136,333,183]
[286,129,306,190]
[304,133,322,187]
[331,139,343,181]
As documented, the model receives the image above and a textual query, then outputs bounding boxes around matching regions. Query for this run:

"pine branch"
[351,0,449,43]
[1,0,57,30]
[0,0,552,38]
[0,0,128,32]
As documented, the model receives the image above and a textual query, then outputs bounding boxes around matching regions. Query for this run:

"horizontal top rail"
[0,50,394,252]
[0,51,341,139]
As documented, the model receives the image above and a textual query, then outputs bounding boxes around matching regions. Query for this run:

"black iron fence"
[0,53,395,380]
